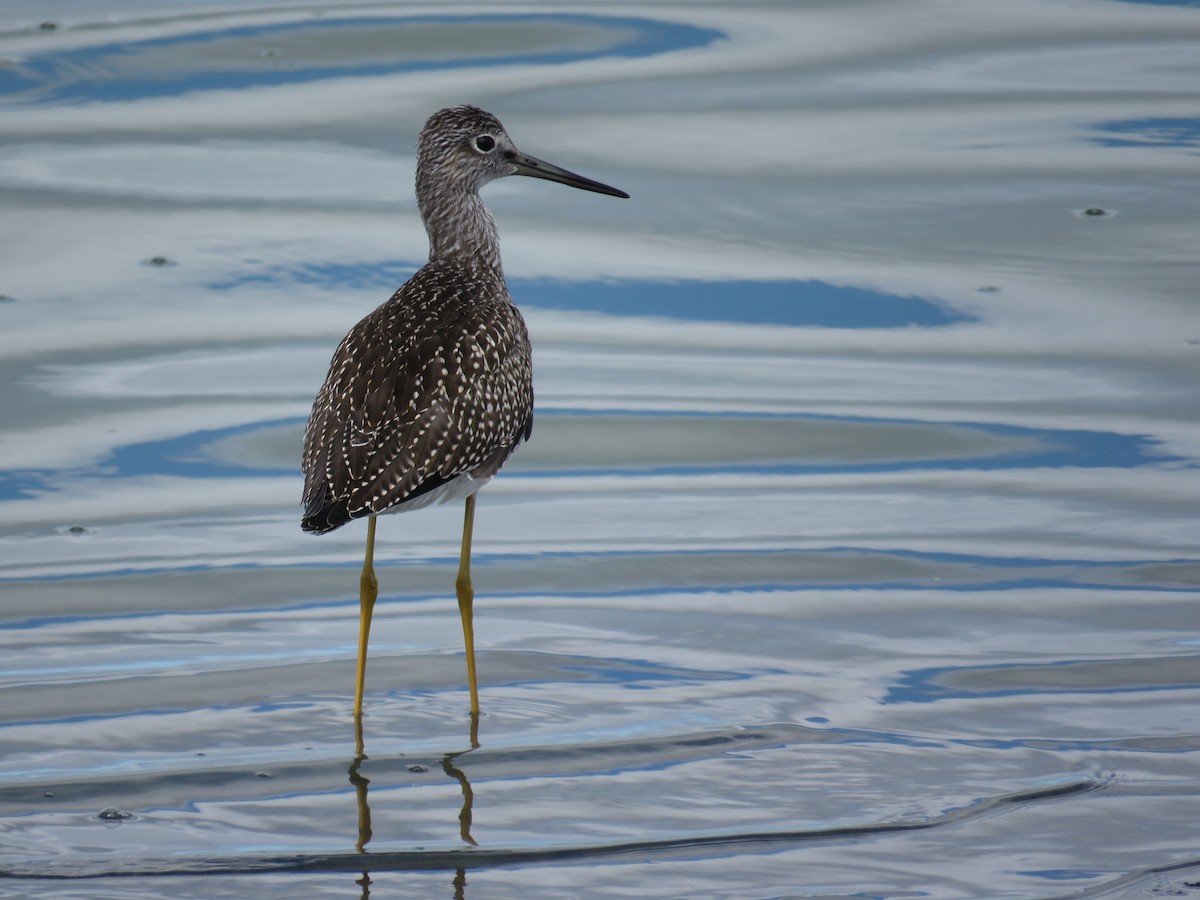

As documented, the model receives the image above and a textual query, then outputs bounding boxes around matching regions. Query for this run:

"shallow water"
[2,1,1199,897]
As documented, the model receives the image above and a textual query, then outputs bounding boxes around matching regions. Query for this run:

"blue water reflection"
[1092,117,1200,148]
[887,656,1200,704]
[0,14,721,105]
[519,279,970,327]
[0,409,1175,501]
[212,266,968,327]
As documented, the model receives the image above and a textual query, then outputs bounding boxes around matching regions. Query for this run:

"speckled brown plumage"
[301,259,532,533]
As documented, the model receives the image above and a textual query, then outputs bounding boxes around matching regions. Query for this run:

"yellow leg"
[456,495,480,716]
[354,515,378,746]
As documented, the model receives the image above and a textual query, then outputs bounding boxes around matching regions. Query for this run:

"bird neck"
[418,182,504,277]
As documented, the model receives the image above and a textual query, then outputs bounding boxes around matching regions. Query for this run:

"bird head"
[417,105,629,198]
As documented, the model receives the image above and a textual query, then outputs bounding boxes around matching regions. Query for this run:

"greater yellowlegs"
[301,105,628,735]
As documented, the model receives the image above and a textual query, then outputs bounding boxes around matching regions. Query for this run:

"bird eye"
[474,135,496,152]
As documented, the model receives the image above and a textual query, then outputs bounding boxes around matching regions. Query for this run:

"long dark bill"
[511,153,629,199]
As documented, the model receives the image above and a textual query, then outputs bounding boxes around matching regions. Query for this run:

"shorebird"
[301,105,628,735]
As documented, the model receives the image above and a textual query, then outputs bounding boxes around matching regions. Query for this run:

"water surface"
[2,1,1199,897]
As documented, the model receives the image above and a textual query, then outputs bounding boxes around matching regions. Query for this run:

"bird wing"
[301,266,533,534]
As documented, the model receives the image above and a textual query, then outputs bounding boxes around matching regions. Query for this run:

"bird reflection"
[441,746,478,847]
[347,714,481,896]
[348,750,373,854]
[347,750,373,896]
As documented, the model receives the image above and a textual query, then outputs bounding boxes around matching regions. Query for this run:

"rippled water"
[2,1,1199,897]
